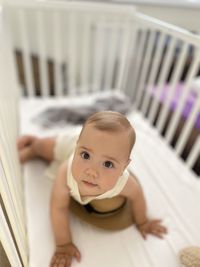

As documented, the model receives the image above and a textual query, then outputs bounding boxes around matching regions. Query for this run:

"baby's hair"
[80,111,136,156]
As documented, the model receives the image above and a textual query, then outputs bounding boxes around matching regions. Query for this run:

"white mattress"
[20,97,200,267]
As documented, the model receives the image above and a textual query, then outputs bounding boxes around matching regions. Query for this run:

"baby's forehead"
[78,125,131,152]
[81,123,130,136]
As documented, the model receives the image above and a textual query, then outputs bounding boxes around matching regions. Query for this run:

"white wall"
[134,5,200,32]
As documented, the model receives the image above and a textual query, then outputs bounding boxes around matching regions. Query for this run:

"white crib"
[0,1,200,267]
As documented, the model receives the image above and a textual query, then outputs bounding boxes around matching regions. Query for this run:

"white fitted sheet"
[21,97,200,267]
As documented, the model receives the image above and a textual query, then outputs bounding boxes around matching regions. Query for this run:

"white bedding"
[20,97,200,267]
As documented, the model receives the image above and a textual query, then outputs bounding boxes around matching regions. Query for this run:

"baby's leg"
[17,135,56,163]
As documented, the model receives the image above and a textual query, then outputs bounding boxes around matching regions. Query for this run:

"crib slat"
[186,136,200,168]
[175,90,200,156]
[104,22,119,91]
[148,37,176,124]
[0,13,27,263]
[157,42,189,133]
[79,15,91,94]
[115,21,131,92]
[0,103,23,212]
[62,14,69,96]
[92,18,106,92]
[0,142,28,266]
[53,11,63,97]
[36,10,49,97]
[127,26,144,101]
[0,160,28,266]
[5,101,24,201]
[134,29,148,108]
[139,31,156,114]
[18,9,34,96]
[141,32,166,116]
[0,202,23,267]
[0,105,25,233]
[165,49,200,144]
[67,12,78,95]
[123,27,138,99]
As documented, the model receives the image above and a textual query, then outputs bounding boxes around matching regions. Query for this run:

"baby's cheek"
[72,159,86,182]
[71,160,79,180]
[102,172,120,189]
[112,169,124,182]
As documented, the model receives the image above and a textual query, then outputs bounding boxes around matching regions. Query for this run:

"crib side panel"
[3,1,136,98]
[0,8,28,266]
[129,14,200,174]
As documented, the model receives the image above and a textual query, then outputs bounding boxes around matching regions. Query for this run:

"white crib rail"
[0,99,28,266]
[130,13,200,173]
[0,7,28,265]
[187,135,200,168]
[3,0,136,97]
[0,204,23,267]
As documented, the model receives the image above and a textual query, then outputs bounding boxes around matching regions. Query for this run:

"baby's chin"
[78,182,106,197]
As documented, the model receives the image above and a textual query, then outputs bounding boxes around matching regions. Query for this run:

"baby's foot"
[17,135,38,163]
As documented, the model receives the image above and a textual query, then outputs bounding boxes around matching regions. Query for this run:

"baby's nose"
[85,168,98,178]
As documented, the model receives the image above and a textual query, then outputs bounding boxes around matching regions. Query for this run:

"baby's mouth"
[82,180,98,187]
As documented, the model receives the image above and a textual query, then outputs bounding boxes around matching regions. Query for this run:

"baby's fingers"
[157,225,167,233]
[152,229,164,238]
[65,256,72,267]
[50,254,57,266]
[152,223,167,234]
[50,255,67,267]
[58,257,67,267]
[140,230,147,240]
[151,226,167,238]
[50,255,62,267]
[74,249,81,262]
[151,219,162,225]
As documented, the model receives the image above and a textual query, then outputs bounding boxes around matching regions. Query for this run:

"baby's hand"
[17,135,38,163]
[50,242,81,267]
[136,219,167,239]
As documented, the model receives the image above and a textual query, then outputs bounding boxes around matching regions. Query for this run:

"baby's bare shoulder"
[119,173,142,200]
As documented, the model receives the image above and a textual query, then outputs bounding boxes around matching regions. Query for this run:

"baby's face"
[71,124,131,197]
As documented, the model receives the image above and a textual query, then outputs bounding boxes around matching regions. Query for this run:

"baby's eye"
[80,151,90,160]
[103,161,114,168]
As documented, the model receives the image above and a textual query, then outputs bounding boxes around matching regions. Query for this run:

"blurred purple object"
[150,83,200,130]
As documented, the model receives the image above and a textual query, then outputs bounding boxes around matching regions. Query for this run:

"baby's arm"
[50,162,81,267]
[120,174,167,239]
[17,135,56,163]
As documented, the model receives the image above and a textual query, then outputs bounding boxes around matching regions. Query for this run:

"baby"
[18,111,167,267]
